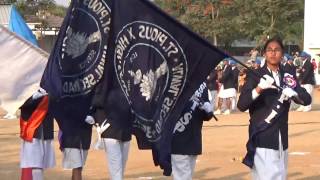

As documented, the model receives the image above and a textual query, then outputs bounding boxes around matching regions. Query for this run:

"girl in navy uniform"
[237,37,311,180]
[20,89,55,180]
[215,59,236,115]
[296,51,315,112]
[171,82,213,180]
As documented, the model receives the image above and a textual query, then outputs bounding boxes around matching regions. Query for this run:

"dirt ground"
[0,89,319,180]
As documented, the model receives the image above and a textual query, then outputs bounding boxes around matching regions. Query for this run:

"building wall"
[304,0,320,55]
[304,0,320,84]
[37,35,57,53]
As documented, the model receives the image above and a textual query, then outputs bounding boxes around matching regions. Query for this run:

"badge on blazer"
[283,73,297,89]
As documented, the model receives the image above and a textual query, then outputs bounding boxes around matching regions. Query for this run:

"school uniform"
[218,65,236,99]
[231,66,240,110]
[91,82,133,180]
[52,97,92,169]
[297,59,315,111]
[283,63,297,78]
[237,65,311,180]
[171,83,213,180]
[206,70,219,110]
[20,95,55,169]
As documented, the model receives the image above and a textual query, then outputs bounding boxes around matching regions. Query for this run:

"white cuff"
[252,89,260,100]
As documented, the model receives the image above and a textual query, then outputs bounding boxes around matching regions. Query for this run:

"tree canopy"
[155,0,304,49]
[0,0,67,17]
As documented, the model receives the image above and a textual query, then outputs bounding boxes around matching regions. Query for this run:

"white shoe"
[296,106,304,112]
[214,109,221,115]
[3,113,17,120]
[302,108,311,112]
[223,109,231,115]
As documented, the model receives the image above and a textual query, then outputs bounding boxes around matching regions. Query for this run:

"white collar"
[267,66,279,75]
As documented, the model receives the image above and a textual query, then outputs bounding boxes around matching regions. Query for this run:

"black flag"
[40,0,112,149]
[99,0,228,175]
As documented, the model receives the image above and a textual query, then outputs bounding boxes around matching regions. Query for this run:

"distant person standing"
[296,52,315,112]
[311,58,317,73]
[238,68,247,92]
[283,55,297,78]
[250,48,259,63]
[20,89,55,180]
[293,52,301,67]
[230,60,240,111]
[253,59,261,70]
[215,59,236,115]
[206,69,219,111]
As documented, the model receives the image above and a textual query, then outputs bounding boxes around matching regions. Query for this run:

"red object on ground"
[21,168,32,180]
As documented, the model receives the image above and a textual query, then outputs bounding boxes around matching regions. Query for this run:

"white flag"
[0,25,48,115]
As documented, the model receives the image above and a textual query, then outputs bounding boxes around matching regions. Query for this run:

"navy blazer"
[237,65,311,150]
[299,60,315,85]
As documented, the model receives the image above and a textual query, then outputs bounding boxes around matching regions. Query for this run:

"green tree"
[233,0,304,47]
[9,0,67,18]
[155,0,241,49]
[155,0,304,50]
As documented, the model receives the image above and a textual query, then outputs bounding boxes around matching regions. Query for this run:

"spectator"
[230,60,239,110]
[311,58,317,73]
[206,69,219,111]
[253,59,261,69]
[215,59,236,115]
[296,52,315,112]
[283,55,297,78]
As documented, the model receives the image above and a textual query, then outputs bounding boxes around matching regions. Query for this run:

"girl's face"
[264,41,283,66]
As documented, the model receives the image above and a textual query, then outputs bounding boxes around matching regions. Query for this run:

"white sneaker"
[223,109,231,115]
[302,108,311,112]
[296,106,304,112]
[3,113,17,120]
[214,109,221,115]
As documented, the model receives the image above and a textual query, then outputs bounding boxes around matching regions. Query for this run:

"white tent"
[0,25,48,116]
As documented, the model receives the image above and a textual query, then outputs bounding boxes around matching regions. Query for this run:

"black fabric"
[20,97,42,120]
[206,70,219,91]
[40,0,113,149]
[99,87,133,141]
[220,65,234,89]
[232,67,240,90]
[237,65,311,168]
[40,0,226,173]
[283,63,297,78]
[171,83,212,155]
[20,96,54,140]
[299,60,315,85]
[52,97,93,149]
[33,114,54,140]
[103,0,227,175]
[89,55,134,141]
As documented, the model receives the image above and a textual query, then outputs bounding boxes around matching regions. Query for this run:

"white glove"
[84,115,95,125]
[200,102,213,113]
[94,137,104,150]
[96,119,111,135]
[32,88,48,100]
[282,88,298,100]
[258,75,275,90]
[93,119,111,150]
